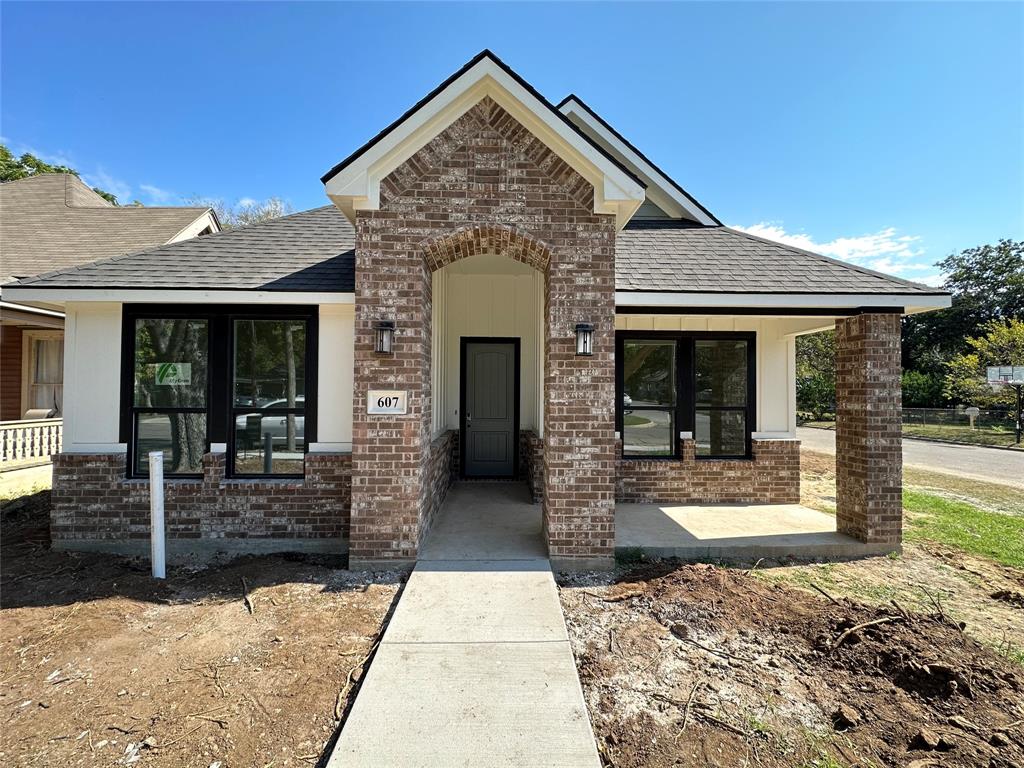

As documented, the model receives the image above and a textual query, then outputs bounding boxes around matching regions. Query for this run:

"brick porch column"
[543,231,617,570]
[834,312,903,546]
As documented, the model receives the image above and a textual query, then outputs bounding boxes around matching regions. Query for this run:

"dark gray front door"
[463,340,517,478]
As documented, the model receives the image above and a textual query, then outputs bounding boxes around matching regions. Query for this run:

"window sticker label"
[153,362,192,386]
[367,389,408,415]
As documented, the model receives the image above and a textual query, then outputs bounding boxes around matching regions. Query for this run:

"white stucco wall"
[614,315,833,438]
[62,301,125,452]
[432,254,544,437]
[312,304,354,452]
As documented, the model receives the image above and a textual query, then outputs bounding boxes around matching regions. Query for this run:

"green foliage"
[903,488,1024,567]
[904,239,1024,373]
[943,318,1024,407]
[796,330,836,419]
[901,370,946,408]
[0,143,122,204]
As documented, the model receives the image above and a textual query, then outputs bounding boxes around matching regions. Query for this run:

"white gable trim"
[559,96,718,226]
[324,57,645,229]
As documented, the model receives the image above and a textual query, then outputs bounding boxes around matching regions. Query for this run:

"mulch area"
[560,561,1024,768]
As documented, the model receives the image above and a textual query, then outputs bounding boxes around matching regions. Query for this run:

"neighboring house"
[2,51,950,567]
[0,173,218,467]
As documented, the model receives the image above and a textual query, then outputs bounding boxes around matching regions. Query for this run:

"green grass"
[903,489,1024,567]
[622,414,652,427]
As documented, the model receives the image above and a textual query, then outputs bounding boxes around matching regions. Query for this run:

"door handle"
[466,412,472,428]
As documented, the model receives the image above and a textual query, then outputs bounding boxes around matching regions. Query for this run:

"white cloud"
[82,168,132,204]
[139,184,175,204]
[729,221,938,284]
[237,197,257,208]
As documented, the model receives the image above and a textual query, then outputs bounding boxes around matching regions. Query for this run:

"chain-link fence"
[901,407,1019,447]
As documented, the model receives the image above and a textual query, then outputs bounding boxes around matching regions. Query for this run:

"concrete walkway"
[797,426,1024,488]
[328,483,600,768]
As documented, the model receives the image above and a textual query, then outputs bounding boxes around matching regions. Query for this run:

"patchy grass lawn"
[904,489,1024,567]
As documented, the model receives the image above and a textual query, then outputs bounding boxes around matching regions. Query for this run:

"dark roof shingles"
[8,205,355,292]
[8,208,940,297]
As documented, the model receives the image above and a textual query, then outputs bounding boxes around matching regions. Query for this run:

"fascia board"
[615,291,952,312]
[2,288,355,304]
[325,59,644,227]
[560,98,717,226]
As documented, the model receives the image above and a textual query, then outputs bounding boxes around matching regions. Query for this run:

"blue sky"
[2,1,1021,285]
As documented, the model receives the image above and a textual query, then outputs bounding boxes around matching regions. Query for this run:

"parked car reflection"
[235,396,305,445]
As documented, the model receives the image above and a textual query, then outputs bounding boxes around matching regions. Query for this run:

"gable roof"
[6,205,354,292]
[5,206,948,311]
[616,220,944,295]
[321,50,646,228]
[0,174,217,284]
[557,94,720,226]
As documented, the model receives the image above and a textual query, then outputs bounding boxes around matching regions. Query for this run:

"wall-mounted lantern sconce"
[374,320,395,354]
[575,323,595,356]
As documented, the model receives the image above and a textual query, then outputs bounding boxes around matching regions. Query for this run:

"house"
[0,173,218,468]
[1,51,950,568]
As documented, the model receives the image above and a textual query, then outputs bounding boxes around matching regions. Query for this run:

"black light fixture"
[374,320,395,354]
[575,323,595,356]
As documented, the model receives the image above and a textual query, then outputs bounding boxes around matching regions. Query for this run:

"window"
[23,331,64,417]
[231,319,307,476]
[621,340,676,456]
[122,306,317,478]
[617,332,755,459]
[130,318,209,475]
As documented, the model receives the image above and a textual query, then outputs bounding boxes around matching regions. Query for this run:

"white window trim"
[21,329,64,419]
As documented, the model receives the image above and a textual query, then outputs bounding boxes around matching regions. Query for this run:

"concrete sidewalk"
[327,485,600,768]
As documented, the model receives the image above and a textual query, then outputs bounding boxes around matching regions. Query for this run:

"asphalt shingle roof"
[6,207,940,297]
[7,205,355,292]
[616,220,941,295]
[0,174,213,284]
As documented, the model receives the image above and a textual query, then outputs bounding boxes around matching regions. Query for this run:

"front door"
[462,339,518,478]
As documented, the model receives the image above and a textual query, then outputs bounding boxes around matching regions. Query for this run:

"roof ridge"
[556,93,721,226]
[721,226,938,293]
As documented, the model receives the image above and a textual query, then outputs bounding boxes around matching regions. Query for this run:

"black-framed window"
[121,305,317,479]
[231,319,307,477]
[616,331,756,459]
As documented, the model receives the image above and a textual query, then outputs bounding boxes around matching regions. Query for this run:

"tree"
[943,318,1024,408]
[183,196,292,230]
[0,143,122,204]
[903,239,1024,374]
[901,370,946,408]
[795,330,836,419]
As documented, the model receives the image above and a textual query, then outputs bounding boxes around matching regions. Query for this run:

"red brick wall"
[615,439,801,504]
[49,452,352,555]
[520,429,544,503]
[1,326,23,420]
[420,430,457,546]
[835,313,902,545]
[351,96,616,567]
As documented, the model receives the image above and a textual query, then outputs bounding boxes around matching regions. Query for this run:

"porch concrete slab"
[386,559,568,643]
[419,482,546,561]
[616,502,892,559]
[329,640,599,768]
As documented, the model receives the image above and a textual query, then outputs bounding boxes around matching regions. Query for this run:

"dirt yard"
[0,491,402,768]
[559,562,1024,768]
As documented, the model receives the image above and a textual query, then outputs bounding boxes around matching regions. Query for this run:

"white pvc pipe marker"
[149,451,166,579]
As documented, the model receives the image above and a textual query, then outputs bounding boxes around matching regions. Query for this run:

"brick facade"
[49,452,351,559]
[835,313,903,545]
[520,429,545,503]
[350,96,616,568]
[615,439,800,504]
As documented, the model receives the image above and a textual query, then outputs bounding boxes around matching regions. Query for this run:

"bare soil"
[559,563,1024,768]
[0,491,402,768]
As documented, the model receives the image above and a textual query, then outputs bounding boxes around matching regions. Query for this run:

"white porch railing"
[0,418,63,470]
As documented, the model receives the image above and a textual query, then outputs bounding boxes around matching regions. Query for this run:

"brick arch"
[421,224,552,274]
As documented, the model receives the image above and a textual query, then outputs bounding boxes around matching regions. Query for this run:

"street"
[797,427,1024,489]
